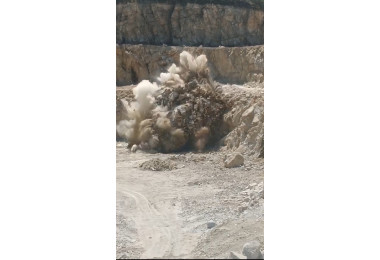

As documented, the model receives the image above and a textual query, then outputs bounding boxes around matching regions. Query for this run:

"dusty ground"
[116,142,264,259]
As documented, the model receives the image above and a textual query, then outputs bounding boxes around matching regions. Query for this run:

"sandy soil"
[116,142,264,259]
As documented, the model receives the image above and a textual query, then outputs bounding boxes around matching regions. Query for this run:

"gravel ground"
[116,142,264,259]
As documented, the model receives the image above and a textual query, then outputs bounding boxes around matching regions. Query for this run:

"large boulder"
[242,241,263,259]
[224,153,245,168]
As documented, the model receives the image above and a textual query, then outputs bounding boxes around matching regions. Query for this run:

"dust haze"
[117,51,227,153]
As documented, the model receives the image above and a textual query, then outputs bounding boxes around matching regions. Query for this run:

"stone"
[117,253,128,259]
[257,189,264,199]
[131,144,138,152]
[207,220,216,229]
[241,106,255,125]
[240,189,251,195]
[229,251,247,259]
[224,153,244,168]
[238,203,248,213]
[242,241,263,259]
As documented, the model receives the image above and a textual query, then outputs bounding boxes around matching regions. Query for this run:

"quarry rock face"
[116,0,264,47]
[116,44,264,86]
[220,82,264,158]
[115,0,264,158]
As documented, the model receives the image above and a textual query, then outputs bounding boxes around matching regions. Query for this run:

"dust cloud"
[117,51,227,152]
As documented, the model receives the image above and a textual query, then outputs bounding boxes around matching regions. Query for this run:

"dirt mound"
[139,158,177,171]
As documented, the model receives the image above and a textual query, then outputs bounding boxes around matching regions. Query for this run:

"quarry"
[116,0,264,258]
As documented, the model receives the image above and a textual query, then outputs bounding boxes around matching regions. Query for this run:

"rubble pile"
[116,85,135,101]
[139,158,177,171]
[116,51,228,153]
[238,182,264,213]
[221,84,264,158]
[156,82,227,151]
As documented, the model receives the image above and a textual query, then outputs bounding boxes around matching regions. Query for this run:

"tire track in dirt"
[125,190,174,259]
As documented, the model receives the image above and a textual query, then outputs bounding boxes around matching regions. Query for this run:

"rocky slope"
[116,44,264,86]
[221,83,264,158]
[116,81,264,158]
[116,0,264,47]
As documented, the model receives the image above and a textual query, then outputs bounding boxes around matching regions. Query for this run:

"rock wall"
[116,44,264,86]
[221,84,264,158]
[116,0,263,47]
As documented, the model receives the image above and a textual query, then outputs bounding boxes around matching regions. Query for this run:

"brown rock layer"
[116,44,264,86]
[116,1,264,47]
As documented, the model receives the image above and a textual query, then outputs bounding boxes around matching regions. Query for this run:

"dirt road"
[116,142,264,259]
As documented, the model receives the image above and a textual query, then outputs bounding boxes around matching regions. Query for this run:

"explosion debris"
[116,51,228,152]
[139,158,177,171]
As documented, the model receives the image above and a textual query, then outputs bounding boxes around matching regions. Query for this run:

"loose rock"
[139,159,176,171]
[238,204,248,213]
[131,144,138,153]
[242,241,263,259]
[224,153,244,168]
[207,220,216,229]
[229,251,247,259]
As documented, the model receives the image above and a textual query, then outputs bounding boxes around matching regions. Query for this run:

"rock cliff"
[116,44,263,86]
[116,0,263,47]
